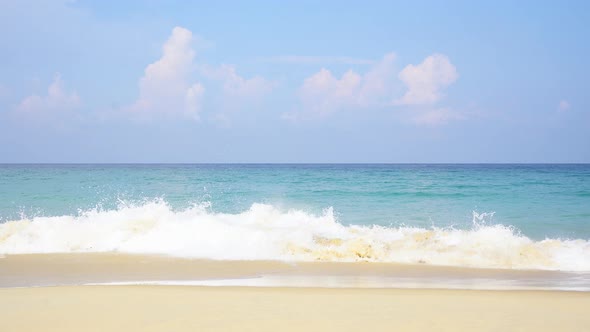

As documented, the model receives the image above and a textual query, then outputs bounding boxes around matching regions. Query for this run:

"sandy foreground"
[0,285,589,332]
[1,254,590,331]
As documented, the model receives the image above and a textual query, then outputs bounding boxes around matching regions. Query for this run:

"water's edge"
[2,253,589,291]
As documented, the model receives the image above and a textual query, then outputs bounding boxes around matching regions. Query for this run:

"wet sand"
[1,253,584,290]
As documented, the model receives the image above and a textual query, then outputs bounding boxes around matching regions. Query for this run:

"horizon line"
[1,162,589,165]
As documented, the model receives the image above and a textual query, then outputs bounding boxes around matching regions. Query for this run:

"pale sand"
[1,285,589,331]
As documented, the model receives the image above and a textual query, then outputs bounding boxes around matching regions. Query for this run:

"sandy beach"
[1,253,589,331]
[1,285,589,332]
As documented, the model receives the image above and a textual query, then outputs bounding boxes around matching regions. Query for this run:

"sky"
[0,0,588,163]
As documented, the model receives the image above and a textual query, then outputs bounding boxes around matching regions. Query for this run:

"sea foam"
[0,200,588,271]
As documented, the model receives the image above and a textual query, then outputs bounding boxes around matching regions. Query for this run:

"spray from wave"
[0,200,588,271]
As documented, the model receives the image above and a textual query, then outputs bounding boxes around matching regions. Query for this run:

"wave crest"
[1,200,588,271]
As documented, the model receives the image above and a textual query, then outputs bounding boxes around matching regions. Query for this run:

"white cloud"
[203,64,275,99]
[396,54,458,105]
[411,108,463,126]
[17,73,81,113]
[558,100,571,112]
[126,26,275,120]
[358,53,398,106]
[299,68,361,115]
[293,52,463,125]
[297,53,396,115]
[262,55,375,65]
[128,26,204,120]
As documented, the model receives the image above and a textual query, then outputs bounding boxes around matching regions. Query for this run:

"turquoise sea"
[1,164,589,272]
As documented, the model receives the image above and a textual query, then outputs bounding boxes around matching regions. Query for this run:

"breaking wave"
[1,200,589,271]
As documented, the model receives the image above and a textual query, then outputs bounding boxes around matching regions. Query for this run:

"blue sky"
[0,0,588,162]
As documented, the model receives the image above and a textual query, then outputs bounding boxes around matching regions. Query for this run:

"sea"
[1,164,589,277]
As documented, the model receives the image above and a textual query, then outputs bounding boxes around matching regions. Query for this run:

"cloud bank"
[297,53,397,115]
[294,53,460,125]
[11,26,460,127]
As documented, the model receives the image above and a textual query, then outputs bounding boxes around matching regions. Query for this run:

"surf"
[1,199,589,271]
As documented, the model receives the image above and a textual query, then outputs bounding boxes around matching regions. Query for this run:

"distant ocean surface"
[1,164,589,271]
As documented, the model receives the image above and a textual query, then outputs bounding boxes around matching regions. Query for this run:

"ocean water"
[1,164,589,271]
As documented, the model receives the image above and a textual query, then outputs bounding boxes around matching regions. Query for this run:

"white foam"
[84,278,590,291]
[1,200,589,271]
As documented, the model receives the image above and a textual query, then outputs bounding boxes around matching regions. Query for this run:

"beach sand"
[1,285,589,332]
[1,254,589,331]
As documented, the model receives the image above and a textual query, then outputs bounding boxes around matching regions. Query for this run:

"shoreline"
[2,253,589,291]
[1,285,589,331]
